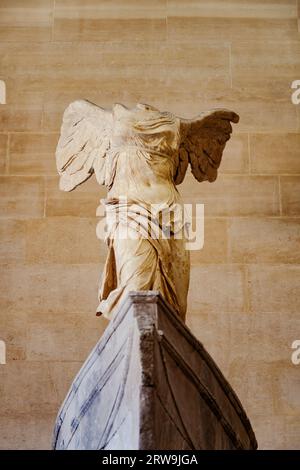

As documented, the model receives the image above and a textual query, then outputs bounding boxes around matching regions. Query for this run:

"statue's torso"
[106,104,181,206]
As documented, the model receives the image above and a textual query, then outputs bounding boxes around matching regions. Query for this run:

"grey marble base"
[53,291,257,450]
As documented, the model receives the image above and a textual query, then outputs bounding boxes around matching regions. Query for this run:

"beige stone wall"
[0,0,299,449]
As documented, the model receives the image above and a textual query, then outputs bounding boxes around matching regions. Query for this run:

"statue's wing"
[175,109,239,184]
[56,99,112,191]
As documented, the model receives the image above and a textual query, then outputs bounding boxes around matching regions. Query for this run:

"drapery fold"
[96,197,189,321]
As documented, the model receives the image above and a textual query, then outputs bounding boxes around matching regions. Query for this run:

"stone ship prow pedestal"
[53,291,257,450]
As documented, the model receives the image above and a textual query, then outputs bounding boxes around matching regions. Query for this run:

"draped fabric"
[96,197,190,321]
[93,106,190,321]
[56,101,238,323]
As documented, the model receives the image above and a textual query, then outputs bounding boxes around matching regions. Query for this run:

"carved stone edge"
[127,291,258,450]
[53,290,257,450]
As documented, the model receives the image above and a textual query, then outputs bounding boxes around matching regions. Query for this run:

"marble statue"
[56,101,239,322]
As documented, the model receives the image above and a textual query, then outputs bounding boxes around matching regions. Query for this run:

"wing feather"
[56,100,112,191]
[175,109,239,184]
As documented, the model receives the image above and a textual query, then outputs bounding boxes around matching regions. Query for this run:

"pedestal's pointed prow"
[53,291,257,450]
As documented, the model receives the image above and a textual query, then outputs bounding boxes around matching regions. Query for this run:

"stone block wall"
[0,0,299,449]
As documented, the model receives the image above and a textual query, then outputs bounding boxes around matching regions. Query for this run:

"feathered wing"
[56,99,112,191]
[174,109,239,184]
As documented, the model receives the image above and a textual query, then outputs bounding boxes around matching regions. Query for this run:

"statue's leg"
[97,221,190,322]
[97,230,187,320]
[96,235,157,319]
[114,236,158,292]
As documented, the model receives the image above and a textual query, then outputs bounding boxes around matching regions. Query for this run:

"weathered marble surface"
[55,101,238,322]
[53,291,257,450]
[1,1,300,452]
